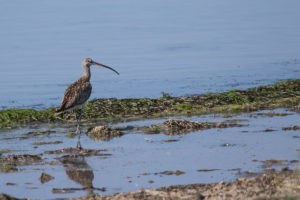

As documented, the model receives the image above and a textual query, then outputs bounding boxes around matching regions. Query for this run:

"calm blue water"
[0,109,299,199]
[1,0,300,110]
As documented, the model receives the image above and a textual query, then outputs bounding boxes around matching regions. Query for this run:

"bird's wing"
[57,80,92,113]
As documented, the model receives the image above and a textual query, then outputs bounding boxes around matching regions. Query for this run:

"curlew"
[56,58,119,148]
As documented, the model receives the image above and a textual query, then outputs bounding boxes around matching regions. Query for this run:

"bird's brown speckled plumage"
[56,58,119,116]
[56,77,92,113]
[55,58,119,148]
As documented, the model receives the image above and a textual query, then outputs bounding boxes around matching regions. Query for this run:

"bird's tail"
[55,108,64,115]
[55,105,74,115]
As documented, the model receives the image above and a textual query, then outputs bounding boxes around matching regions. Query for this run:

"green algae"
[0,162,17,173]
[0,154,43,173]
[173,104,193,111]
[0,108,57,128]
[0,149,10,155]
[137,124,164,134]
[1,79,300,128]
[65,132,76,138]
[26,130,56,136]
[255,112,292,117]
[86,126,124,141]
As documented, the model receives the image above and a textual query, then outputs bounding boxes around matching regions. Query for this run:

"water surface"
[0,109,299,199]
[1,0,300,109]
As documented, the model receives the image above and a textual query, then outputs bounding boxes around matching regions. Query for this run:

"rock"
[86,126,123,141]
[160,170,185,176]
[0,193,25,200]
[44,148,110,157]
[0,154,43,165]
[282,126,300,131]
[141,119,245,135]
[32,141,62,145]
[40,172,54,184]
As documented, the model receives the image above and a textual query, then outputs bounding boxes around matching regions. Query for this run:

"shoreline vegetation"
[1,79,300,128]
[1,79,300,199]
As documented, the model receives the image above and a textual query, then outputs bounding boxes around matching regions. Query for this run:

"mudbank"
[0,108,299,199]
[66,169,300,199]
[1,79,300,128]
[137,119,246,135]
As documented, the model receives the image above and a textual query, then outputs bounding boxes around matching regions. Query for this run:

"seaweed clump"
[44,148,110,157]
[1,79,300,128]
[0,154,43,173]
[0,108,57,128]
[139,119,245,135]
[282,126,300,131]
[40,172,54,184]
[86,126,124,141]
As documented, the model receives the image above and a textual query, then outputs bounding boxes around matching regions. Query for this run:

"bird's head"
[82,58,119,75]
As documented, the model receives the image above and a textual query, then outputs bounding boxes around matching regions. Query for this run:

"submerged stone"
[86,126,124,141]
[32,141,62,145]
[0,154,44,173]
[255,112,292,117]
[65,132,76,138]
[263,128,277,132]
[0,162,18,173]
[282,126,300,131]
[262,160,286,166]
[44,148,111,157]
[160,170,185,176]
[0,154,43,165]
[139,119,246,135]
[0,193,25,200]
[40,172,54,184]
[197,169,220,172]
[25,130,56,136]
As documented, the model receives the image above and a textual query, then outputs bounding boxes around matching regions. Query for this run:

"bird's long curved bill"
[92,61,119,75]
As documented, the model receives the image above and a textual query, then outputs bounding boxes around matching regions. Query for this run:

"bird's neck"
[82,64,91,81]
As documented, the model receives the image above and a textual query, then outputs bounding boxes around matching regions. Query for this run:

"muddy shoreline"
[1,169,299,200]
[1,79,300,128]
[89,169,300,200]
[1,79,300,199]
[0,112,299,199]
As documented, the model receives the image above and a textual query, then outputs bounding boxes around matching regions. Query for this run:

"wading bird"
[56,58,119,148]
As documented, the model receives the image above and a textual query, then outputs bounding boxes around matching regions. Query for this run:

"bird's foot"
[76,141,82,150]
[76,130,82,150]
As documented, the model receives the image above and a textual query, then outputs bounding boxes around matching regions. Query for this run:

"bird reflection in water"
[57,155,105,196]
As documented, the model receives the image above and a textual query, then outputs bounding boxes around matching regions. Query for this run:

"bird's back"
[56,77,92,113]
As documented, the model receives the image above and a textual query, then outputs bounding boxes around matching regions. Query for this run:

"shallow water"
[1,0,300,110]
[0,109,299,199]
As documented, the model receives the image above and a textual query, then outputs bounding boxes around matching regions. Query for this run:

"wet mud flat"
[0,107,300,199]
[82,169,300,200]
[1,170,300,200]
[2,78,300,129]
[1,80,300,199]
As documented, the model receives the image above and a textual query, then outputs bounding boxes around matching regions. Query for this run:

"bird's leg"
[76,105,84,149]
[75,111,81,135]
[74,109,82,149]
